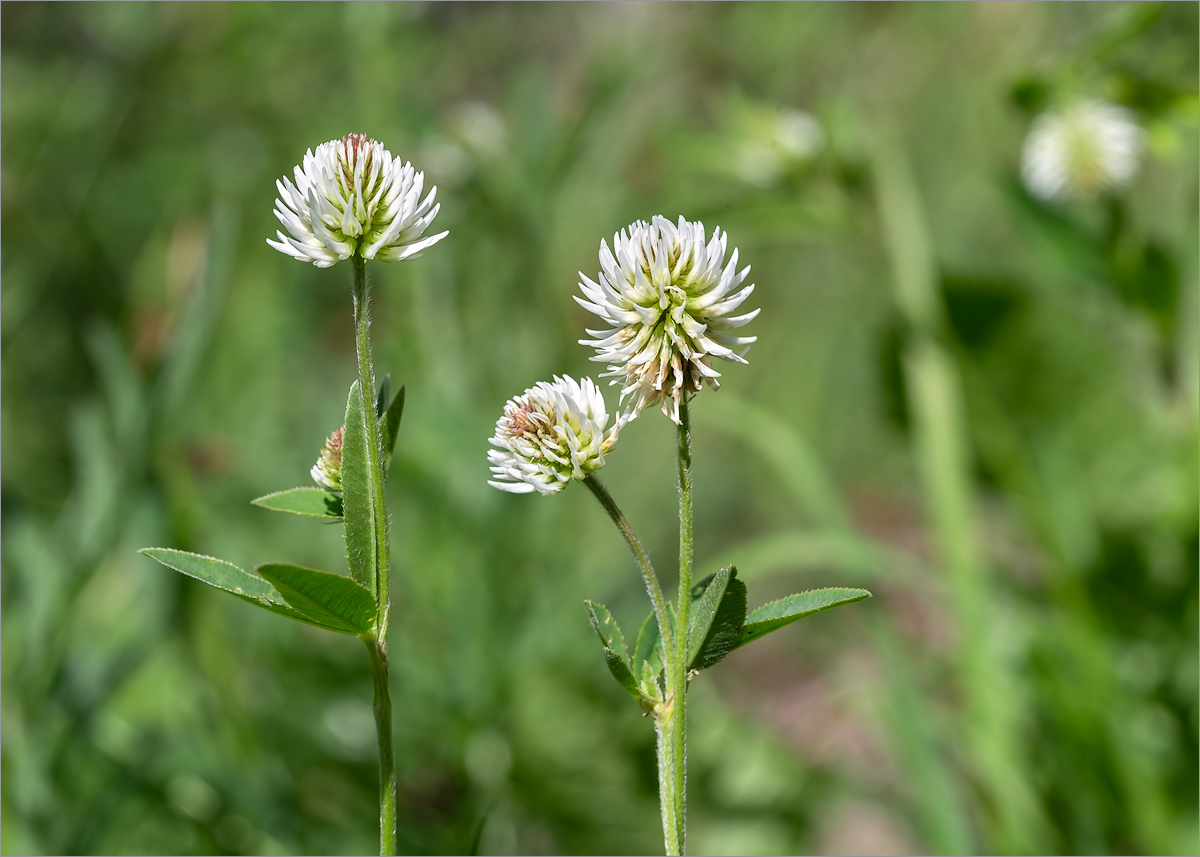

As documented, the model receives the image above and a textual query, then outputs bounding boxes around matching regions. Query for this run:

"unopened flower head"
[1021,100,1143,201]
[268,134,448,267]
[577,216,758,424]
[487,376,622,495]
[311,425,344,492]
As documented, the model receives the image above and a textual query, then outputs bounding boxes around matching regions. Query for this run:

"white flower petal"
[268,134,447,267]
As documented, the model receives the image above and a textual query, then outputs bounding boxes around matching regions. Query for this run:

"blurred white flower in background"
[420,102,508,187]
[577,216,758,424]
[1021,99,1143,201]
[733,105,825,187]
[268,134,447,267]
[487,376,622,495]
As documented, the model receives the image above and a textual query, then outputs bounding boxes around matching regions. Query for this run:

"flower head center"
[339,133,376,183]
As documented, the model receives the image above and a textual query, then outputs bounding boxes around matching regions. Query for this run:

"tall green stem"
[351,256,391,629]
[584,476,673,654]
[584,473,683,854]
[366,636,396,856]
[352,256,396,856]
[662,396,694,856]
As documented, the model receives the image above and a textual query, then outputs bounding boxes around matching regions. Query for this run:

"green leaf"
[734,587,872,650]
[380,384,406,475]
[341,380,377,593]
[375,374,390,420]
[251,487,343,520]
[138,547,336,631]
[584,600,640,699]
[256,563,376,636]
[632,611,663,684]
[687,566,748,671]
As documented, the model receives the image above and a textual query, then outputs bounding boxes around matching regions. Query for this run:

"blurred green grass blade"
[138,547,326,629]
[687,566,748,671]
[256,563,375,636]
[251,487,343,521]
[873,125,1048,852]
[341,380,377,592]
[696,395,850,531]
[733,587,870,650]
[381,384,406,475]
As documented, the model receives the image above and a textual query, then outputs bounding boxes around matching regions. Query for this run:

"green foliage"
[251,487,344,520]
[340,380,377,593]
[380,384,407,476]
[734,588,872,650]
[256,563,375,636]
[584,600,642,701]
[3,3,1196,855]
[632,611,664,689]
[138,548,341,631]
[686,566,748,672]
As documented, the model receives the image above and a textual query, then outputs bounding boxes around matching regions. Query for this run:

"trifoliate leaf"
[257,563,376,636]
[687,566,748,671]
[341,380,377,593]
[733,587,872,650]
[251,487,343,520]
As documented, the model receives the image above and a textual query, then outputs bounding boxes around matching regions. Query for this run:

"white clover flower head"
[577,216,759,424]
[268,134,448,267]
[487,375,622,495]
[311,425,344,493]
[1021,100,1143,202]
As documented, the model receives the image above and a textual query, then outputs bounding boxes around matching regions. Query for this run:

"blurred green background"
[3,3,1197,855]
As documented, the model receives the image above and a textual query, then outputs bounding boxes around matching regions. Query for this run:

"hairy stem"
[584,476,673,656]
[365,636,396,856]
[351,255,392,633]
[662,396,694,855]
[352,255,396,856]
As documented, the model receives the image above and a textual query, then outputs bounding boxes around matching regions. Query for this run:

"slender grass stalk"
[351,255,397,857]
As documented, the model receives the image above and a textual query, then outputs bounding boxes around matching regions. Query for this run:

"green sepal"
[138,548,340,631]
[251,487,343,520]
[687,565,748,671]
[341,380,377,593]
[256,563,376,636]
[584,600,642,700]
[380,384,406,476]
[733,587,872,651]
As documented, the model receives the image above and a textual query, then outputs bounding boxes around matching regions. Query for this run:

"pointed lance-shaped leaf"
[733,587,872,651]
[252,487,344,520]
[340,380,377,593]
[138,548,342,631]
[256,563,376,636]
[380,385,406,476]
[687,565,748,671]
[585,600,642,699]
[376,374,391,421]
